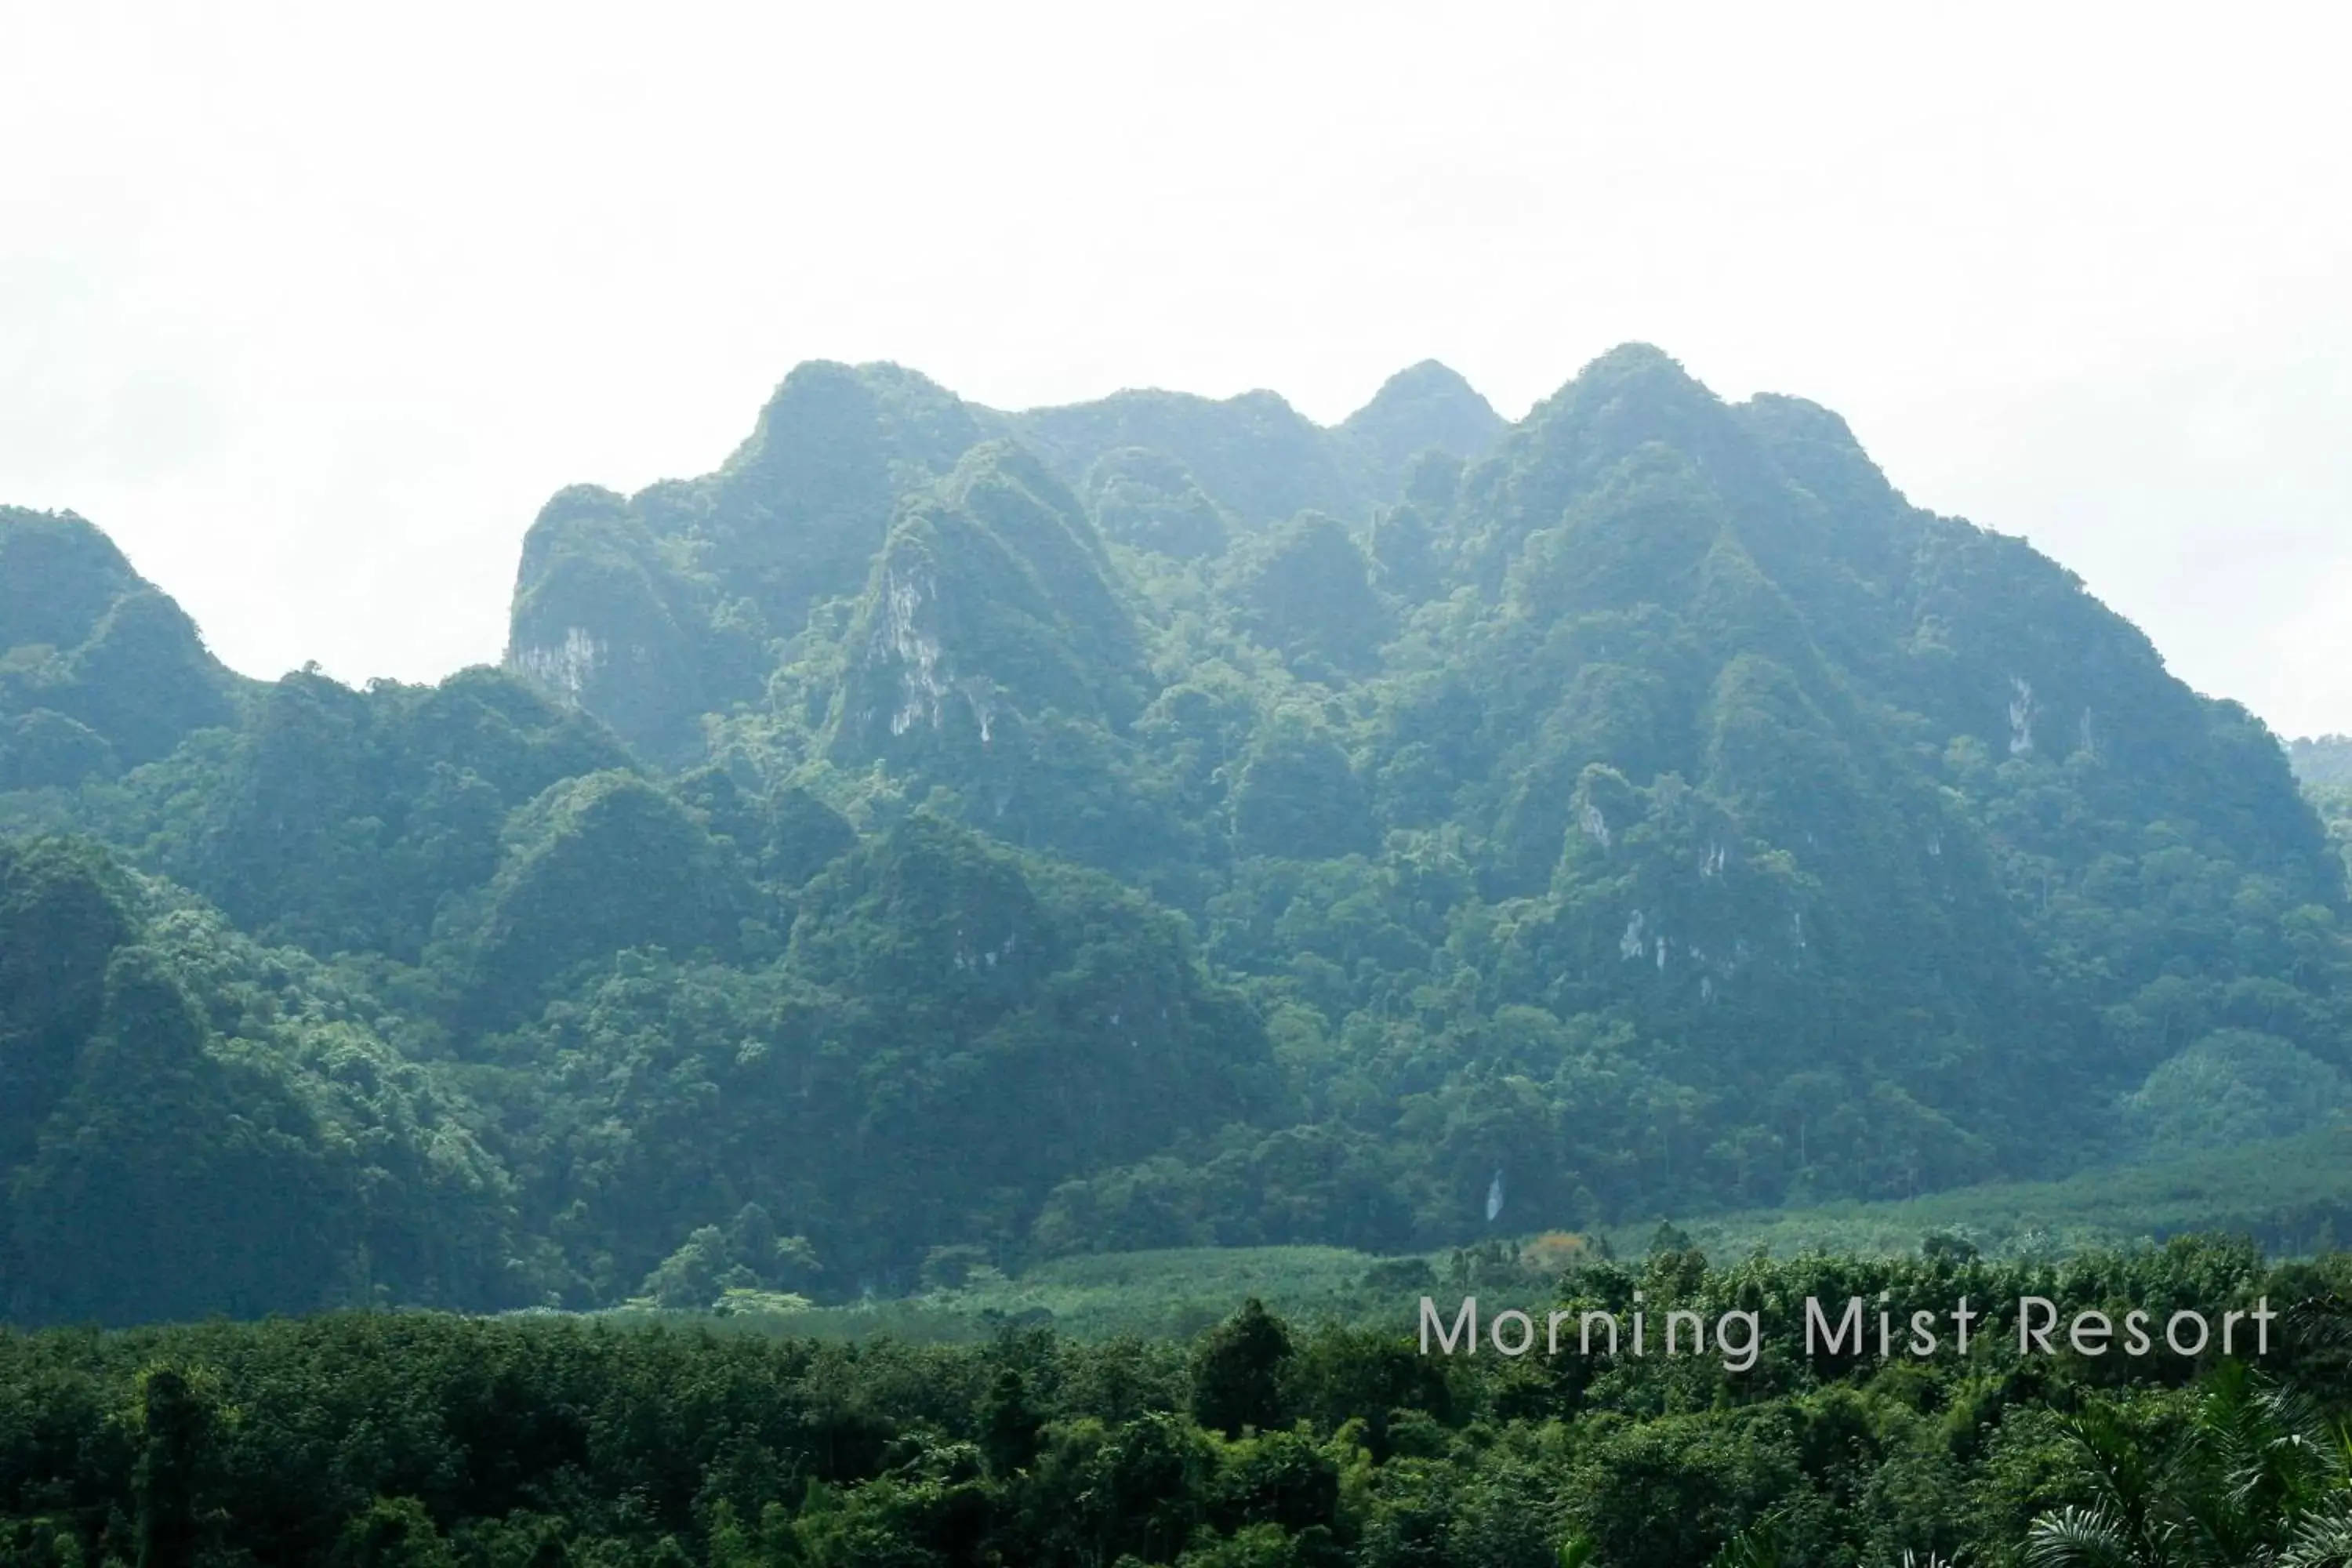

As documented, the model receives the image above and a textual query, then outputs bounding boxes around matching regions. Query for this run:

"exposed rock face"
[500,362,1504,759]
[9,342,2344,1316]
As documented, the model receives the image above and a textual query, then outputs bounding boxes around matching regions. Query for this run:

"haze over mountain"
[2,345,2345,1327]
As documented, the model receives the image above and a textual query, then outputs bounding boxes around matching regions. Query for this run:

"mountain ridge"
[2,344,2346,1326]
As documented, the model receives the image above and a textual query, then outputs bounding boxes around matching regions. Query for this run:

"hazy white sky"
[5,1,2348,735]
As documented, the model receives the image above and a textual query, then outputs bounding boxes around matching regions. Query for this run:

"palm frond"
[2282,1508,2352,1568]
[2286,1294,2352,1354]
[1886,1551,1965,1568]
[2026,1504,2141,1568]
[1713,1507,1791,1568]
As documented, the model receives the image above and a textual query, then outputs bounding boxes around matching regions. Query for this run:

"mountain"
[2,345,2345,1325]
[503,361,1505,761]
[0,508,245,788]
[1338,358,1508,500]
[0,836,525,1323]
[2293,734,2352,786]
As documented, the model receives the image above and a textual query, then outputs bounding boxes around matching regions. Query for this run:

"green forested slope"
[1,345,2345,1326]
[0,509,245,786]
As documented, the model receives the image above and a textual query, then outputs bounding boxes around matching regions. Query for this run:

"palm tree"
[2279,1439,2352,1568]
[2027,1362,2352,1568]
[1704,1510,1959,1568]
[1708,1508,1790,1568]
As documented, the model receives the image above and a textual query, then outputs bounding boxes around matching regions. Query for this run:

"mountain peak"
[12,348,2352,1337]
[1340,360,1504,496]
[1349,358,1484,413]
[0,507,242,778]
[0,507,141,652]
[1530,342,1711,415]
[723,361,982,486]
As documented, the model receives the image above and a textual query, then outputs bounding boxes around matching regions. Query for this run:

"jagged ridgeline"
[2,346,2346,1325]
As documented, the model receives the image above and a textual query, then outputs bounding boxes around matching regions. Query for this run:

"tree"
[133,1367,214,1568]
[1191,1298,1294,1438]
[979,1368,1043,1478]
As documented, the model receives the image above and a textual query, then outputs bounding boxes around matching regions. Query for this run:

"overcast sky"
[5,1,2348,736]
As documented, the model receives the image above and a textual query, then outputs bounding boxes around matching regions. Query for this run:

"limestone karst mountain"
[0,507,244,787]
[2,345,2343,1323]
[502,359,1507,762]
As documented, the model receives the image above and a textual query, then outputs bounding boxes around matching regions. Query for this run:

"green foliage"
[2122,1030,2349,1152]
[1190,1298,1294,1437]
[0,837,134,1171]
[0,507,140,650]
[1230,718,1373,861]
[824,442,1152,807]
[633,1206,822,1311]
[2307,779,2352,886]
[2292,737,2352,788]
[0,508,244,775]
[503,484,751,764]
[1229,513,1389,681]
[1366,503,1442,604]
[1,1249,2344,1566]
[0,838,532,1325]
[1088,448,1236,560]
[5,345,2348,1334]
[1010,386,1374,531]
[0,710,118,791]
[1336,361,1506,504]
[456,768,757,1025]
[132,1365,216,1568]
[139,665,634,961]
